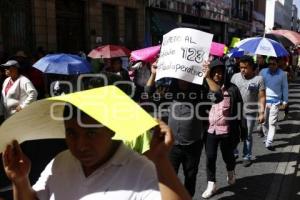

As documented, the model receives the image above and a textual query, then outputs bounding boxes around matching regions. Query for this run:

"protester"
[255,54,268,137]
[231,55,266,167]
[128,60,152,101]
[105,57,130,81]
[260,57,288,150]
[2,104,191,200]
[256,54,268,73]
[144,60,220,197]
[201,60,244,198]
[1,60,37,119]
[278,56,292,120]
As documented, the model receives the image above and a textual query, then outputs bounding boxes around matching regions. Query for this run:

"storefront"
[0,0,33,54]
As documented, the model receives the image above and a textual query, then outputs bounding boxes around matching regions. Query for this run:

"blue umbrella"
[33,53,92,75]
[227,48,254,58]
[235,37,289,57]
[227,48,245,58]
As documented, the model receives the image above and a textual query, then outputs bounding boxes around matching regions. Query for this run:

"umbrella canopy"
[265,33,294,48]
[227,48,254,58]
[88,45,131,59]
[227,48,245,58]
[33,53,92,75]
[235,37,289,57]
[130,45,160,63]
[270,29,300,45]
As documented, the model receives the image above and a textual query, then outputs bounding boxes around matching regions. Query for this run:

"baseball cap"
[1,60,20,68]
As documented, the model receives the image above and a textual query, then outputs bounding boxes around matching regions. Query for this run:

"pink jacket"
[207,90,231,135]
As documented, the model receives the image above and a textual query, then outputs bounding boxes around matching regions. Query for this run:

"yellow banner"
[230,37,241,47]
[0,86,158,152]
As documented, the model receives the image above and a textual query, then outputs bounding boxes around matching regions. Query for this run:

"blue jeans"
[243,114,257,160]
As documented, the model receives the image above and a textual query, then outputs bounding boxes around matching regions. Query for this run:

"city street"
[179,77,300,200]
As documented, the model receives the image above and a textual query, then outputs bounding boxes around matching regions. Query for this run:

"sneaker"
[227,170,236,185]
[202,181,217,199]
[243,159,252,167]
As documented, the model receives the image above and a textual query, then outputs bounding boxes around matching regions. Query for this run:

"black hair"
[268,56,279,63]
[257,55,267,59]
[224,63,238,89]
[239,55,256,69]
[111,57,122,64]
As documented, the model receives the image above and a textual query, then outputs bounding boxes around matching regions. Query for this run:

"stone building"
[0,0,146,56]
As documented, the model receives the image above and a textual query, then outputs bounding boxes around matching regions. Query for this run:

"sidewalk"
[179,78,300,200]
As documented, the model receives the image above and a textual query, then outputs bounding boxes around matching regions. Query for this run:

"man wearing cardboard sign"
[1,86,191,200]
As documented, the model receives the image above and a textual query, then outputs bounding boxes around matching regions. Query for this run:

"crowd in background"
[0,45,296,199]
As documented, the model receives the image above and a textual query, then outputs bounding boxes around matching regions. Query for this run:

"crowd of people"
[0,46,293,199]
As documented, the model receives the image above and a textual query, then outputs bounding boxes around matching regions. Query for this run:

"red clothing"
[4,78,14,96]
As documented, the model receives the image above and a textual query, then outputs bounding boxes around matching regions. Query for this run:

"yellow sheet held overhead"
[0,86,158,152]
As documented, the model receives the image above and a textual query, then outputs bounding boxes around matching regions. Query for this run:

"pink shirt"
[207,89,231,135]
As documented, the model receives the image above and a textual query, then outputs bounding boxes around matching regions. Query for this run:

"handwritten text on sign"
[156,28,213,85]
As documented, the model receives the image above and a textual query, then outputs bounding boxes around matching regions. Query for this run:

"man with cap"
[1,60,37,118]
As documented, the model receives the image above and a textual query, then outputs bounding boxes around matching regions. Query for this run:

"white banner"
[155,28,213,85]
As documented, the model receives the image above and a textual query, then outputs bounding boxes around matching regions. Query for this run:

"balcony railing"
[148,0,230,22]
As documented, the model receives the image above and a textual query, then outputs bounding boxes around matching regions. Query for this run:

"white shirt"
[1,75,37,118]
[33,143,161,200]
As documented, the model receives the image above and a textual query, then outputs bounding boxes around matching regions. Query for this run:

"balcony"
[148,0,230,23]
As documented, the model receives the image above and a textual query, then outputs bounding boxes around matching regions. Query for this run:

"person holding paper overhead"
[145,60,220,197]
[201,59,245,198]
[2,104,191,200]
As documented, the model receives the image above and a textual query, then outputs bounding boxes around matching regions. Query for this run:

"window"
[102,4,118,45]
[124,8,137,49]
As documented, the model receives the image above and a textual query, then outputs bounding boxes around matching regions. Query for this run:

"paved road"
[179,79,300,200]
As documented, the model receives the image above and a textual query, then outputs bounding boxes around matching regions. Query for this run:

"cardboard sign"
[155,28,213,85]
[210,42,225,57]
[230,37,241,47]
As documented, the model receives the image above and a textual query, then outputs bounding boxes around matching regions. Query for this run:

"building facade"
[252,0,265,35]
[0,0,146,56]
[274,0,293,29]
[228,0,253,40]
[291,4,298,31]
[147,0,230,45]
